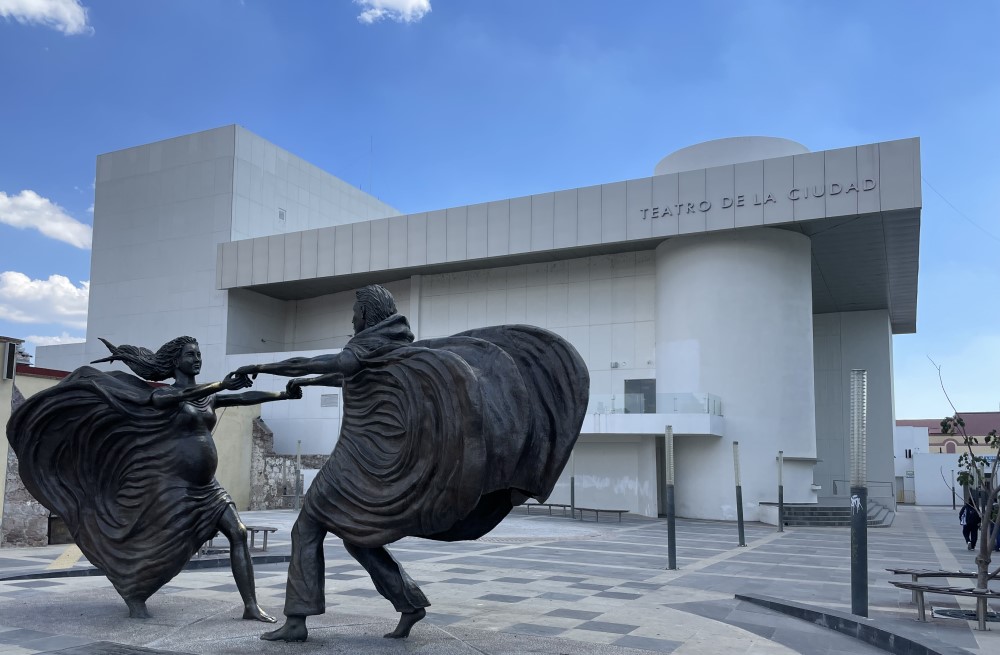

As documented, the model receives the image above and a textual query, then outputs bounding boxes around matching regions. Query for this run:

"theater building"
[36,126,921,522]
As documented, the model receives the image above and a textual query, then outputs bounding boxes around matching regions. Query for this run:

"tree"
[938,402,1000,591]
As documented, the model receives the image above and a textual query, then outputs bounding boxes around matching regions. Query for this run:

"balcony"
[581,393,725,437]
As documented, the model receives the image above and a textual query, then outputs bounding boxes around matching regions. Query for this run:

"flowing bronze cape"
[303,315,589,547]
[6,368,230,604]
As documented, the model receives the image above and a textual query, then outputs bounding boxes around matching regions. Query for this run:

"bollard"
[734,441,746,547]
[777,450,784,533]
[665,425,677,569]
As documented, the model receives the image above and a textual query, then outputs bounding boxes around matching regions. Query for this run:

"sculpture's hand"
[235,364,260,379]
[223,372,254,391]
[285,379,304,400]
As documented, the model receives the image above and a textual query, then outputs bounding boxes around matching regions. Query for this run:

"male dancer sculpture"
[237,284,589,641]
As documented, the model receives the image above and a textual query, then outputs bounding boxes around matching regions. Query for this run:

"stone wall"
[249,418,328,510]
[1,384,50,547]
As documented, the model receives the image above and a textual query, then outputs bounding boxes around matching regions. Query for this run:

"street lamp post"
[849,369,869,618]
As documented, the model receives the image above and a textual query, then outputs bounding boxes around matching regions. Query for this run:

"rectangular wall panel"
[446,206,468,262]
[487,201,510,257]
[625,178,652,240]
[792,152,825,221]
[300,229,319,279]
[825,146,859,218]
[407,213,427,267]
[509,196,532,254]
[601,181,627,243]
[334,224,353,275]
[651,174,679,237]
[678,170,707,234]
[734,161,764,228]
[577,185,602,246]
[369,217,389,271]
[388,216,407,266]
[763,156,794,224]
[352,221,371,273]
[426,209,447,265]
[531,192,555,251]
[467,203,488,260]
[553,189,578,248]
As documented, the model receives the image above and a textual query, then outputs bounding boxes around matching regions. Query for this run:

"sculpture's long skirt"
[6,368,230,604]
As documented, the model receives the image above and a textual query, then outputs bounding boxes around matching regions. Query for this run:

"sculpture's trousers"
[283,510,430,616]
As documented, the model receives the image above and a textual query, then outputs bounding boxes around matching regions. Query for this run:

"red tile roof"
[898,412,1000,436]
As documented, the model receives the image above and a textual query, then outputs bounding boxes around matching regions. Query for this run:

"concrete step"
[774,500,895,528]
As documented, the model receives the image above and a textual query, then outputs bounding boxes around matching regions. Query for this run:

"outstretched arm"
[151,372,252,409]
[235,350,362,379]
[215,385,303,408]
[288,373,345,389]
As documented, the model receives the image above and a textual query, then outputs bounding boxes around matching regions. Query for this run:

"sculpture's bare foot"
[260,616,307,642]
[126,599,150,619]
[384,608,425,639]
[243,604,277,623]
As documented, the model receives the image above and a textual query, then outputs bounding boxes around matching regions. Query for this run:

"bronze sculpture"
[236,284,590,642]
[5,336,298,620]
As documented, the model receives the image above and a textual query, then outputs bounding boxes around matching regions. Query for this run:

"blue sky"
[0,0,998,419]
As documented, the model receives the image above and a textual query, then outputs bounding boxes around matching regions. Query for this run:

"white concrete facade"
[655,229,817,520]
[37,127,922,522]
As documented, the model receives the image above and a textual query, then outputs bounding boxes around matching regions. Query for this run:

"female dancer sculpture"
[6,336,298,621]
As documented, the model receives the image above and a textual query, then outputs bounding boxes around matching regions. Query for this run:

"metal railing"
[832,479,896,510]
[587,392,723,416]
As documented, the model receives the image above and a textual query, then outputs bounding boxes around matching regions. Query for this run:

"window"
[945,441,957,454]
[624,379,656,414]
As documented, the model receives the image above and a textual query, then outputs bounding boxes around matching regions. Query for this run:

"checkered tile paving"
[0,507,990,653]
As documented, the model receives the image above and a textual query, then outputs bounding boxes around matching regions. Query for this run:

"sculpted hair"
[92,336,198,382]
[355,284,397,328]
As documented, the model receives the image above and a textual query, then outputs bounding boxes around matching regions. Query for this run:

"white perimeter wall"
[894,425,929,504]
[913,453,962,506]
[544,435,659,516]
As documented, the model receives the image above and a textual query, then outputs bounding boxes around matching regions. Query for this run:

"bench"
[523,501,571,516]
[886,568,978,604]
[888,580,1000,630]
[199,525,278,555]
[199,532,228,556]
[245,525,277,551]
[573,507,629,523]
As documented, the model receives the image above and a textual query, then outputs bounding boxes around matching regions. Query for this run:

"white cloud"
[0,0,92,35]
[355,0,430,24]
[0,271,89,330]
[0,189,92,249]
[25,332,85,347]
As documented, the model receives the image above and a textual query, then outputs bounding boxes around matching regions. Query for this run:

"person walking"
[960,500,981,550]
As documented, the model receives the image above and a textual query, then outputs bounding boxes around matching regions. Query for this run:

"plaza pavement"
[0,505,993,654]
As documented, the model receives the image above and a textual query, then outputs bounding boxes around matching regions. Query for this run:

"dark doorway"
[624,378,656,414]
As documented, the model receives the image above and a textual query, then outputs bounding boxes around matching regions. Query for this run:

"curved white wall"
[655,228,817,520]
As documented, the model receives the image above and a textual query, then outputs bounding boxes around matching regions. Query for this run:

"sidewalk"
[0,505,991,654]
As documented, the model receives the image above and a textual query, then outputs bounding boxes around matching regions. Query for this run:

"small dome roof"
[655,137,809,175]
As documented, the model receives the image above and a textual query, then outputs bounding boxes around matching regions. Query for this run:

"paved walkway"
[0,505,993,654]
